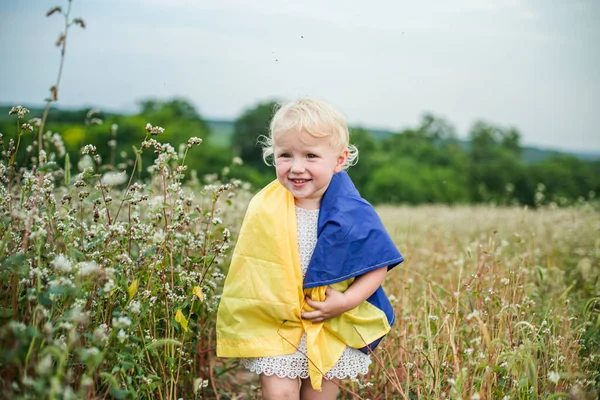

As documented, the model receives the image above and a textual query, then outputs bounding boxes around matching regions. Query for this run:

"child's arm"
[301,267,387,323]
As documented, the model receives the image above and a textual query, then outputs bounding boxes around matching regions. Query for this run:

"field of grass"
[213,204,600,399]
[1,104,599,399]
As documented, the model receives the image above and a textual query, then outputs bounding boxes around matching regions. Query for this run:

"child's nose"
[290,158,305,173]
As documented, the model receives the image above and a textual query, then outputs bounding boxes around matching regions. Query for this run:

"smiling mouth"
[291,179,310,184]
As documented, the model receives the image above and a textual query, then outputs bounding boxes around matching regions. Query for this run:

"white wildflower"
[130,300,141,314]
[466,310,479,320]
[548,371,560,384]
[93,325,108,344]
[78,155,94,171]
[102,171,127,186]
[112,316,132,328]
[81,144,97,155]
[37,355,53,375]
[153,230,165,244]
[51,254,72,273]
[103,279,115,293]
[78,261,99,277]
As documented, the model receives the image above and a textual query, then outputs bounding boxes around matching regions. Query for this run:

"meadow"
[1,115,599,398]
[1,2,599,398]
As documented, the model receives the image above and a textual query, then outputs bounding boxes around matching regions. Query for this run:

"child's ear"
[334,150,349,172]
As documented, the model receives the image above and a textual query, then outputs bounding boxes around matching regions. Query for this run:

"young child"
[216,99,403,399]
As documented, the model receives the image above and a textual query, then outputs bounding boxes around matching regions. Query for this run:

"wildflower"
[470,394,481,400]
[78,260,99,277]
[152,229,165,244]
[37,355,53,375]
[232,156,243,165]
[21,123,34,132]
[466,310,479,320]
[38,150,47,165]
[9,105,30,119]
[78,155,94,171]
[73,18,86,28]
[130,300,141,314]
[82,144,97,155]
[93,325,108,344]
[51,254,72,273]
[145,123,165,135]
[500,277,510,285]
[187,137,203,148]
[29,117,42,127]
[117,329,127,343]
[59,321,73,330]
[51,133,66,156]
[112,316,132,328]
[103,279,115,293]
[102,171,127,186]
[9,321,27,332]
[548,371,560,384]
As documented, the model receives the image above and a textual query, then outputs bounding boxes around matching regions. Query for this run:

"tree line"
[2,98,598,206]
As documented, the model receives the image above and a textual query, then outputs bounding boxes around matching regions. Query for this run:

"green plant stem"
[38,0,72,155]
[113,133,149,222]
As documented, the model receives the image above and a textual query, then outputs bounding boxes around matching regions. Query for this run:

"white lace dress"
[241,206,371,380]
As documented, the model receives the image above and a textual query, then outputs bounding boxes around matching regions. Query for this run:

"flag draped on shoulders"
[216,171,403,390]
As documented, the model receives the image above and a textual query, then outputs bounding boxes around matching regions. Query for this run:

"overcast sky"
[1,0,599,152]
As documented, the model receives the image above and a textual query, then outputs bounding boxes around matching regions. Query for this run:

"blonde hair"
[261,98,359,169]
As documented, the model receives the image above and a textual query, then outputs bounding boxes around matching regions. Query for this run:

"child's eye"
[278,153,291,158]
[307,154,317,159]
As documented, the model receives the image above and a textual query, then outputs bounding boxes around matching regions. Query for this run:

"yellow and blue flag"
[216,171,403,390]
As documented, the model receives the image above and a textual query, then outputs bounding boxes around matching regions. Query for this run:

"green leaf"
[4,253,25,269]
[64,152,71,186]
[127,279,138,300]
[132,145,142,178]
[67,248,85,262]
[109,386,130,399]
[144,339,182,350]
[0,227,11,257]
[120,361,134,371]
[38,293,52,307]
[0,309,13,317]
[175,309,188,332]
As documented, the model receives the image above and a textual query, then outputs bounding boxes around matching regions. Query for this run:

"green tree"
[347,127,383,195]
[468,121,525,204]
[232,100,279,171]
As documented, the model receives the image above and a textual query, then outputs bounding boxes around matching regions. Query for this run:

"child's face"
[274,130,348,209]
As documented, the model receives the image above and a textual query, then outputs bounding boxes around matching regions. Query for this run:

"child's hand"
[301,287,349,323]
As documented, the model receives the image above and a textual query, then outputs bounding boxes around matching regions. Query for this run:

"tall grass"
[2,2,599,399]
[349,205,600,399]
